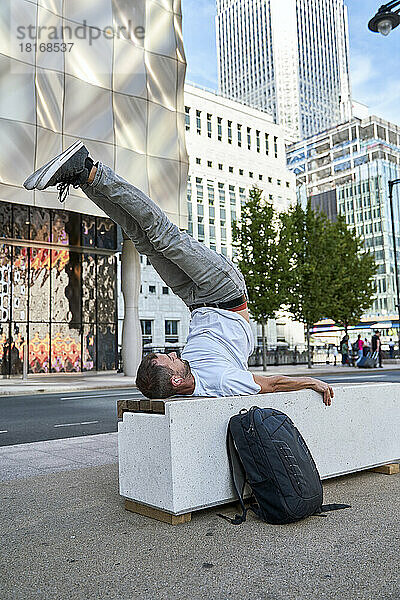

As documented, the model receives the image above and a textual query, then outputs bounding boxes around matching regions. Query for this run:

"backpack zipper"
[246,406,257,435]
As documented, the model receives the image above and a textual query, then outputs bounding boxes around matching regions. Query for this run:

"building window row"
[140,284,170,296]
[140,319,180,346]
[191,163,289,186]
[185,106,279,157]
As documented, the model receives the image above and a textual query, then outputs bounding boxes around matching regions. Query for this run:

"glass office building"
[287,115,400,318]
[216,0,352,139]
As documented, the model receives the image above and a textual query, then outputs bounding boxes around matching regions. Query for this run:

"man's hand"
[253,374,334,406]
[308,379,334,406]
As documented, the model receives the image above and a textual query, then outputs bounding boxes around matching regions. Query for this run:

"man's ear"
[171,376,183,388]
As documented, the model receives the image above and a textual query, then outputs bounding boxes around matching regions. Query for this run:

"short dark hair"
[135,352,175,399]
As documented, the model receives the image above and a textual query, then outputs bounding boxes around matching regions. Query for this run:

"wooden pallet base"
[125,499,192,525]
[371,463,400,475]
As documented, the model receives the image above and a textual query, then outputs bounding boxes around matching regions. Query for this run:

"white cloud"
[351,52,400,124]
[350,54,374,88]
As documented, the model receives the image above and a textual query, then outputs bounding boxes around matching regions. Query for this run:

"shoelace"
[57,174,84,203]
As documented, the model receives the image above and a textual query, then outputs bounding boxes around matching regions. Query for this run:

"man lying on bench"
[24,141,333,406]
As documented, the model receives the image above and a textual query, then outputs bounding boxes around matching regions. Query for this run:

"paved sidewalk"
[0,371,137,396]
[2,362,400,397]
[0,433,398,600]
[0,433,118,481]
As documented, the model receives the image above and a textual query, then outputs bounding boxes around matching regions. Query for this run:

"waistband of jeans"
[189,294,247,313]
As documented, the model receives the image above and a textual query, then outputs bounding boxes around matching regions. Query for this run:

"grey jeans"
[81,163,246,308]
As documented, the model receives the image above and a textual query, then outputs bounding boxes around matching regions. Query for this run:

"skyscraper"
[216,0,352,139]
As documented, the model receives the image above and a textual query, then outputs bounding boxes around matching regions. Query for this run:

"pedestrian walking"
[340,335,350,366]
[371,330,382,368]
[356,334,364,364]
[389,338,395,359]
[332,345,338,366]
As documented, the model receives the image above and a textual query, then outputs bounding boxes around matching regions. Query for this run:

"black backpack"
[219,406,350,525]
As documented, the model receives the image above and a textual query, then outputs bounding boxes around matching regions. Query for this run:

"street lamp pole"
[388,179,400,356]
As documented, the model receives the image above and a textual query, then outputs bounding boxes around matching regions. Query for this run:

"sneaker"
[23,140,93,202]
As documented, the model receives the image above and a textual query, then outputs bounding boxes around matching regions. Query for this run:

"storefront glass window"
[0,201,117,375]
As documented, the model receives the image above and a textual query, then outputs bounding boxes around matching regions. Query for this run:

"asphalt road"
[1,369,399,446]
[0,387,141,446]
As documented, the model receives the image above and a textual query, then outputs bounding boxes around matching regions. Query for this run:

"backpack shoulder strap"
[218,427,249,525]
[320,503,351,512]
[314,503,351,517]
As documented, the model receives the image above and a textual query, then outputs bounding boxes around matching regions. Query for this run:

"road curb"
[250,367,400,378]
[0,383,138,397]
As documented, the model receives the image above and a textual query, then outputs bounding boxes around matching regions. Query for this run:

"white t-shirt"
[181,307,261,397]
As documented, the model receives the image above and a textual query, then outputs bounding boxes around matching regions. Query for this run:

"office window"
[247,127,251,150]
[229,166,233,173]
[165,320,179,343]
[140,320,153,345]
[218,183,226,205]
[217,117,222,141]
[207,113,212,138]
[196,177,203,202]
[265,133,269,155]
[218,163,223,170]
[256,130,260,153]
[207,160,212,168]
[237,124,242,147]
[196,110,201,135]
[277,179,281,186]
[162,287,169,295]
[196,157,201,165]
[249,172,253,178]
[185,106,190,131]
[207,182,214,205]
[286,181,290,188]
[239,168,243,175]
[227,120,232,144]
[274,136,278,158]
[149,285,156,294]
[259,174,263,181]
[268,176,272,183]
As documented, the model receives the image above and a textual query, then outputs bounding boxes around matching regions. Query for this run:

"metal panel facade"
[0,0,188,225]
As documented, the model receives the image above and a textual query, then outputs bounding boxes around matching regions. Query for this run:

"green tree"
[232,187,288,370]
[328,215,376,334]
[279,200,334,368]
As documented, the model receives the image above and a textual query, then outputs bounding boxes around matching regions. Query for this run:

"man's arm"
[252,374,334,406]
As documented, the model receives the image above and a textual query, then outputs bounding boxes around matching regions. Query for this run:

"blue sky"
[182,0,400,125]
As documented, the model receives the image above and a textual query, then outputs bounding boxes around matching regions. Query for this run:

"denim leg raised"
[81,163,246,307]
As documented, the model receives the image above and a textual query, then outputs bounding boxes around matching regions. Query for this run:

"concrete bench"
[118,384,400,523]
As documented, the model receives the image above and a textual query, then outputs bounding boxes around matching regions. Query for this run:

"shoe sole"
[23,140,84,191]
